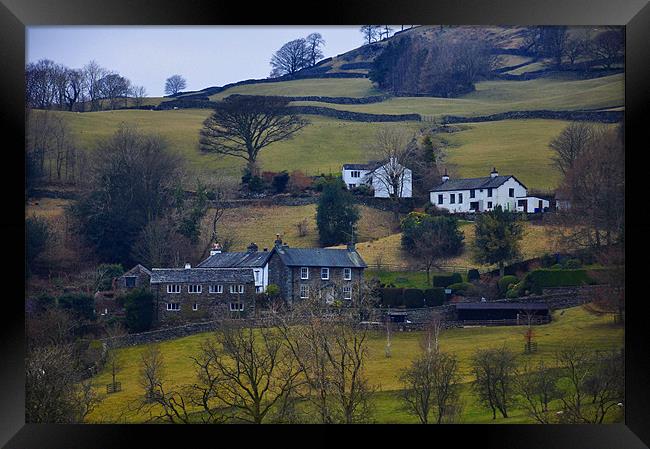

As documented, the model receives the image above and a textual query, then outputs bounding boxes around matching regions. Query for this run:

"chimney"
[490,167,498,178]
[184,263,191,269]
[209,242,222,256]
[441,168,450,182]
[247,242,259,253]
[274,234,283,247]
[347,242,356,252]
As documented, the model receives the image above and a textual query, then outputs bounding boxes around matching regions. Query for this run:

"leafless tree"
[583,246,625,323]
[360,25,382,45]
[270,39,309,77]
[564,38,586,66]
[165,74,187,96]
[198,178,237,260]
[549,121,595,176]
[200,95,309,175]
[590,28,624,69]
[83,60,108,111]
[471,346,517,419]
[380,25,394,40]
[63,68,85,111]
[514,360,562,423]
[99,73,131,110]
[305,33,325,67]
[130,85,147,107]
[368,127,418,222]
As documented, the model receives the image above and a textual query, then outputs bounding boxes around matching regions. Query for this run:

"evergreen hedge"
[423,287,446,306]
[432,272,463,288]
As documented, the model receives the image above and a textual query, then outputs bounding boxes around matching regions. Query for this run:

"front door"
[517,199,527,212]
[470,201,480,211]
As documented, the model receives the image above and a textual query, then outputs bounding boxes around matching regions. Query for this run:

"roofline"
[429,175,526,192]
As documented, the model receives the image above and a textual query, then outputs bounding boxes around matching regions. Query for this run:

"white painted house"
[429,168,548,214]
[342,159,412,198]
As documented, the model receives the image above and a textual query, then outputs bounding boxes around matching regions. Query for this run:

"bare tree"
[360,25,381,45]
[199,95,309,175]
[305,33,325,67]
[590,28,624,69]
[471,346,517,419]
[99,73,131,110]
[165,74,187,96]
[550,122,595,176]
[380,25,394,40]
[83,60,108,111]
[270,39,309,77]
[514,360,562,423]
[130,85,147,107]
[63,68,85,111]
[368,127,417,222]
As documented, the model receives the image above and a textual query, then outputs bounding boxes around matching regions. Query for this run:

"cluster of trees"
[269,33,326,78]
[132,292,376,423]
[522,26,624,68]
[26,59,147,111]
[69,126,225,267]
[369,33,496,97]
[470,345,623,423]
[359,25,400,45]
[316,178,360,247]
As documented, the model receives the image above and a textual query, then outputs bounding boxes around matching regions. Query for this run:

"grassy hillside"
[209,78,380,100]
[86,306,623,423]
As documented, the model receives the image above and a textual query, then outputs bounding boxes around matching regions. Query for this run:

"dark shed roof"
[122,264,152,277]
[430,175,527,192]
[150,268,254,284]
[197,250,273,268]
[276,246,367,268]
[455,302,549,310]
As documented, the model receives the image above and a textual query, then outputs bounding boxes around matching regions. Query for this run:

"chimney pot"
[184,263,191,269]
[490,167,498,178]
[441,168,450,182]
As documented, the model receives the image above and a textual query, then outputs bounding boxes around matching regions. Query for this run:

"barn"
[455,302,551,322]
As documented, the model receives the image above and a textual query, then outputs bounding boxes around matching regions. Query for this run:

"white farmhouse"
[342,159,412,198]
[429,168,549,214]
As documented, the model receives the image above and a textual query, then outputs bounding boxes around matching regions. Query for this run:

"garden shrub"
[403,289,425,308]
[272,171,290,193]
[563,258,582,269]
[522,268,593,294]
[432,272,463,288]
[124,288,154,333]
[423,287,446,306]
[540,253,556,268]
[498,275,519,294]
[551,264,563,269]
[57,293,95,320]
[447,282,476,296]
[467,269,481,282]
[506,285,521,298]
[96,263,124,291]
[380,288,403,307]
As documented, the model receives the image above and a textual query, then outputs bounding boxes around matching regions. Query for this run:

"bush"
[423,287,446,306]
[551,264,563,269]
[467,269,481,282]
[123,288,154,333]
[57,293,95,320]
[522,268,593,294]
[380,288,403,307]
[26,216,51,272]
[505,286,520,299]
[351,184,373,196]
[288,170,313,192]
[563,258,582,269]
[497,275,519,294]
[540,253,557,268]
[272,171,290,193]
[96,263,124,291]
[447,282,476,296]
[403,289,425,308]
[433,272,463,288]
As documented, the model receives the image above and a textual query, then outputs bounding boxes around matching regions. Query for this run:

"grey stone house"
[149,267,255,324]
[197,243,274,293]
[115,264,152,291]
[268,237,367,304]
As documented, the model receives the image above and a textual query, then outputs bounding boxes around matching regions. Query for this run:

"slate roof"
[197,250,273,268]
[342,161,381,171]
[430,175,521,192]
[275,246,367,268]
[122,264,152,277]
[150,268,254,284]
[455,302,549,310]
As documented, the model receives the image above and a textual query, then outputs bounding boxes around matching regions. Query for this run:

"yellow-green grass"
[504,59,551,75]
[216,204,395,251]
[208,78,381,100]
[338,221,561,271]
[42,110,422,178]
[86,306,623,423]
[289,74,624,117]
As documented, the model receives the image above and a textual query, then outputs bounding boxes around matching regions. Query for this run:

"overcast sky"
[26,26,371,97]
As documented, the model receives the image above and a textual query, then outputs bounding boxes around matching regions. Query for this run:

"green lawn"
[86,306,623,423]
[290,73,624,118]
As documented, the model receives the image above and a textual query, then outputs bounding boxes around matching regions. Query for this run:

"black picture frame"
[2,0,647,447]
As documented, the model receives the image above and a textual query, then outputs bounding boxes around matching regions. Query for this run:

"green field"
[86,306,623,423]
[290,74,624,117]
[207,78,381,100]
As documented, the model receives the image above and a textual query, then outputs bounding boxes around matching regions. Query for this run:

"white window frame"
[321,268,330,280]
[450,193,456,204]
[301,267,309,280]
[254,270,261,283]
[229,302,244,312]
[167,284,181,294]
[166,303,180,311]
[351,170,360,178]
[300,284,309,299]
[438,194,444,205]
[458,193,463,203]
[343,286,352,300]
[343,268,352,280]
[188,284,202,294]
[192,303,198,311]
[230,284,245,294]
[209,284,223,294]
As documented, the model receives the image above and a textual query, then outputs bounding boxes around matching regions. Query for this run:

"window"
[188,284,202,294]
[300,267,309,280]
[450,193,455,204]
[487,188,493,197]
[487,201,493,209]
[348,184,356,189]
[254,270,261,283]
[229,302,244,312]
[256,286,263,293]
[125,276,136,288]
[166,303,180,311]
[300,284,309,299]
[209,284,223,294]
[343,268,352,280]
[458,193,463,203]
[192,303,198,311]
[509,188,515,197]
[321,268,330,280]
[351,170,361,178]
[343,286,352,300]
[470,189,475,199]
[437,194,444,205]
[230,285,245,294]
[167,284,181,294]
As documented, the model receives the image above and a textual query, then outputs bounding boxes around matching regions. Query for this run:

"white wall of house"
[252,264,270,293]
[342,164,412,198]
[342,168,370,190]
[516,196,550,213]
[430,176,527,213]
